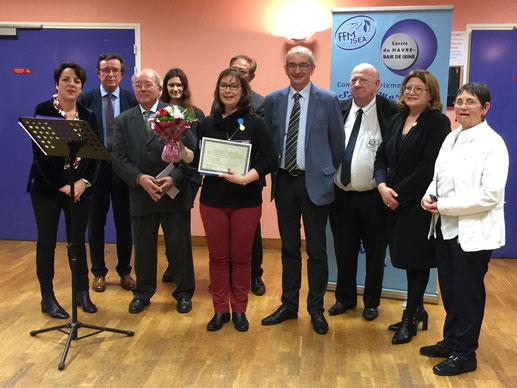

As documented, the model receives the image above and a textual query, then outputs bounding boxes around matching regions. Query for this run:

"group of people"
[27,46,508,377]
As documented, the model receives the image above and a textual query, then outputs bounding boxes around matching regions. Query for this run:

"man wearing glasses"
[262,46,344,334]
[210,55,267,297]
[328,63,398,322]
[112,69,195,314]
[78,53,137,293]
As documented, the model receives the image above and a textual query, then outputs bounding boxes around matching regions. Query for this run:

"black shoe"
[129,298,150,314]
[420,342,452,358]
[162,269,174,283]
[176,297,192,313]
[76,290,97,313]
[41,295,69,319]
[232,312,249,332]
[261,305,298,325]
[251,276,266,296]
[328,301,356,316]
[392,310,417,344]
[433,356,477,376]
[389,305,428,331]
[310,311,329,334]
[207,313,231,331]
[363,307,379,321]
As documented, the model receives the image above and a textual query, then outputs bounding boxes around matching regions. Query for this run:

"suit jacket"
[374,109,450,269]
[112,101,191,216]
[264,82,344,206]
[340,94,399,138]
[78,86,138,144]
[26,99,98,199]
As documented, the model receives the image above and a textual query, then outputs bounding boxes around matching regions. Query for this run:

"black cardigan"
[197,110,276,208]
[26,99,99,199]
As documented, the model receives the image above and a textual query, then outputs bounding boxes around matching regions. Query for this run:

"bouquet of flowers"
[150,105,198,162]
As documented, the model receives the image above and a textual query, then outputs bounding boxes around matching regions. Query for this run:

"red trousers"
[200,204,261,313]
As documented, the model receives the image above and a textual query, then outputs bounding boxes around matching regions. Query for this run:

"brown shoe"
[120,274,135,290]
[92,276,106,292]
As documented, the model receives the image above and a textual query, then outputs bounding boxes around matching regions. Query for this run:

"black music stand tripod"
[19,117,134,370]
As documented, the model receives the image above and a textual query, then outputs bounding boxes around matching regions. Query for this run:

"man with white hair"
[112,69,195,314]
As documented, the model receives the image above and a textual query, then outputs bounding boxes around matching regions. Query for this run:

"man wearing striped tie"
[262,46,344,334]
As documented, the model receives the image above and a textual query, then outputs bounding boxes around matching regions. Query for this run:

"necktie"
[143,110,153,131]
[284,93,301,173]
[340,108,363,186]
[105,93,115,151]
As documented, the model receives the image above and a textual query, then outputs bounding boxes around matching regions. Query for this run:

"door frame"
[0,22,141,74]
[464,23,516,83]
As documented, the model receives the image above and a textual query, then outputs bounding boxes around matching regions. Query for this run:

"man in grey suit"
[78,52,137,293]
[261,47,344,334]
[329,63,399,321]
[112,68,195,314]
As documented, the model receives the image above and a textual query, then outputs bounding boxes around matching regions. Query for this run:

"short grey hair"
[285,46,314,66]
[131,69,162,87]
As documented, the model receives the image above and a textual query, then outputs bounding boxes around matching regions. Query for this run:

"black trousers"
[329,188,387,308]
[88,162,132,277]
[275,171,330,313]
[251,222,263,278]
[436,234,491,359]
[31,192,90,296]
[132,211,195,301]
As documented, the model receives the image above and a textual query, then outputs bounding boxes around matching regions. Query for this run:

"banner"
[327,6,453,301]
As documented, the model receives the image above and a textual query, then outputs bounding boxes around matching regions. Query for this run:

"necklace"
[227,128,239,141]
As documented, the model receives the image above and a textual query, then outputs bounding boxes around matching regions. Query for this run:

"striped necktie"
[284,93,301,173]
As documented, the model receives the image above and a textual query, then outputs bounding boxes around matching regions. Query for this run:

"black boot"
[392,309,417,344]
[41,294,69,319]
[388,304,428,331]
[77,290,97,313]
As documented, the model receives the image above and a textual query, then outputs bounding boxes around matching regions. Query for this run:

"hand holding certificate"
[198,137,252,176]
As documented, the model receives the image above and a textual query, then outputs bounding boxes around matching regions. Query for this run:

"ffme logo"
[334,15,376,51]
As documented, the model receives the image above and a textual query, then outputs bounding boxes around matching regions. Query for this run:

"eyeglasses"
[133,82,157,90]
[286,62,312,71]
[219,83,241,91]
[99,68,122,75]
[454,98,481,108]
[403,85,428,95]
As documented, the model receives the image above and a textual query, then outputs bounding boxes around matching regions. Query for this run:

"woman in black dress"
[374,69,450,344]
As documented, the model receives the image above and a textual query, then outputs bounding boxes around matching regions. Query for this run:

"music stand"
[19,117,134,370]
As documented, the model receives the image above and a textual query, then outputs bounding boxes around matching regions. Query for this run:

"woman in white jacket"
[420,82,509,376]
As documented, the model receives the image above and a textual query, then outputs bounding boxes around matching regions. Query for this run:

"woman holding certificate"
[196,68,276,332]
[27,63,98,319]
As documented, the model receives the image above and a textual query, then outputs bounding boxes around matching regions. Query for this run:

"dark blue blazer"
[264,83,345,206]
[78,86,138,144]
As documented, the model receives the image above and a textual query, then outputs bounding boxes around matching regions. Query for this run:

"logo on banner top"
[381,19,438,76]
[334,15,376,50]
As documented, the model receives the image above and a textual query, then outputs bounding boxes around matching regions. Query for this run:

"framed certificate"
[198,137,252,176]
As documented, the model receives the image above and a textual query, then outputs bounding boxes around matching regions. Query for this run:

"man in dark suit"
[328,63,399,321]
[78,53,138,293]
[112,68,195,314]
[210,54,267,296]
[261,47,344,334]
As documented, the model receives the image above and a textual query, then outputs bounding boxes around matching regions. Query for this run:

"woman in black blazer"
[374,70,450,344]
[27,63,98,319]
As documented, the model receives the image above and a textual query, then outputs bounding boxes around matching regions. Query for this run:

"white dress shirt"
[335,97,381,191]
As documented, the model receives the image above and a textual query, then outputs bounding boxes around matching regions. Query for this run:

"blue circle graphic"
[381,19,437,76]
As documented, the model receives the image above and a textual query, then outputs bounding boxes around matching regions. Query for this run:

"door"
[469,29,517,257]
[0,27,136,241]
